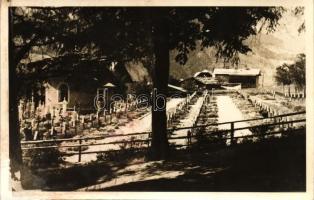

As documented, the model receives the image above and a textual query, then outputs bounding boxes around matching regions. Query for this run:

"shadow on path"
[22,133,305,192]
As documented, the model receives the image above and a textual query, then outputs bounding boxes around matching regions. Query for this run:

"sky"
[238,8,305,86]
[270,8,305,55]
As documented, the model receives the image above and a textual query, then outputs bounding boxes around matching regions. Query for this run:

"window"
[58,83,69,102]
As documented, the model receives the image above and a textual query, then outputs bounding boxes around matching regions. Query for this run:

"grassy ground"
[21,132,305,192]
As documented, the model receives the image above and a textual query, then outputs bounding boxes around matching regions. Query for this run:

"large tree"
[10,7,285,174]
[71,7,284,159]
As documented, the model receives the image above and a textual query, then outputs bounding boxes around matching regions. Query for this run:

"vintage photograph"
[2,4,311,197]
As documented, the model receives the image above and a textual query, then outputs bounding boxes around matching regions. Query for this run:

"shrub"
[23,146,63,168]
[191,128,226,151]
[96,137,147,162]
[96,147,145,162]
[293,106,305,112]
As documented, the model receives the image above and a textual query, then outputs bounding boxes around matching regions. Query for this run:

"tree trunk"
[114,62,132,95]
[9,9,23,181]
[150,9,170,160]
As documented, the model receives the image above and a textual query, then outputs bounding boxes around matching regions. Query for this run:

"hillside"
[169,10,305,86]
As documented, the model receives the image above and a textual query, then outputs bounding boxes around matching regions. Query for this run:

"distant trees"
[275,64,292,94]
[290,54,306,92]
[275,53,305,95]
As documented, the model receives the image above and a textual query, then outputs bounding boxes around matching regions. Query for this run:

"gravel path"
[216,95,252,142]
[63,98,186,163]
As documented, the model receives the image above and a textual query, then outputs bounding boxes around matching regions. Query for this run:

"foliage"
[192,130,226,151]
[275,64,292,86]
[293,7,305,33]
[126,81,151,96]
[289,54,305,89]
[96,137,147,162]
[11,7,285,76]
[275,54,305,90]
[23,147,63,168]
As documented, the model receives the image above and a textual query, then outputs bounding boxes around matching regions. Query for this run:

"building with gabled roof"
[213,68,261,88]
[213,68,261,77]
[180,69,220,91]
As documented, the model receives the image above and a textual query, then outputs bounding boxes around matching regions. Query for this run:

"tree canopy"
[275,53,305,92]
[11,7,285,75]
[275,63,292,86]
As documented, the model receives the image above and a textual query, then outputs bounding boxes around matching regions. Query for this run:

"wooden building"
[180,69,220,91]
[213,68,261,88]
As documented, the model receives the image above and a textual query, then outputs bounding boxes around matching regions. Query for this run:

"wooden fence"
[21,111,305,163]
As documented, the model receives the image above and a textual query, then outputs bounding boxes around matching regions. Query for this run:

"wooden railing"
[21,111,305,163]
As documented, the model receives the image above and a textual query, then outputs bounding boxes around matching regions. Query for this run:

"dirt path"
[216,95,252,141]
[63,98,185,163]
[71,134,303,192]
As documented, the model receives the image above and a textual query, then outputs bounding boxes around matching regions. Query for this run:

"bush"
[24,147,63,168]
[293,106,305,112]
[96,147,146,162]
[207,113,218,118]
[96,137,147,162]
[240,137,253,144]
[191,128,226,151]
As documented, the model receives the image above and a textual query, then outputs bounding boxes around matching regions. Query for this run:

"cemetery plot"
[20,89,306,167]
[21,97,191,164]
[230,93,263,123]
[188,95,221,148]
[195,95,218,133]
[240,89,305,115]
[169,92,206,147]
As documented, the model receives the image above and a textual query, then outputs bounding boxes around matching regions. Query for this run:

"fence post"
[96,110,100,127]
[148,132,151,147]
[62,121,66,135]
[280,116,283,128]
[291,119,293,127]
[50,117,54,136]
[74,118,77,135]
[230,122,235,145]
[187,130,192,147]
[81,116,85,129]
[78,138,82,162]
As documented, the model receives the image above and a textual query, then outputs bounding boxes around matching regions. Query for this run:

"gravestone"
[23,126,33,141]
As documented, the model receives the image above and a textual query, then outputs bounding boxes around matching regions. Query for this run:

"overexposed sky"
[269,8,305,55]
